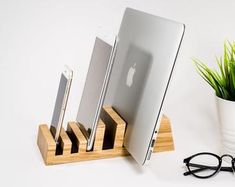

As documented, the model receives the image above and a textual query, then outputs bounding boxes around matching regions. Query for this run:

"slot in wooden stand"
[37,106,174,165]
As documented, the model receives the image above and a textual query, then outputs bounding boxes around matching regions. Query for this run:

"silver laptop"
[105,8,185,165]
[76,37,117,150]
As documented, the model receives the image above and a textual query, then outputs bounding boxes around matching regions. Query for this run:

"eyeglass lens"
[188,153,220,177]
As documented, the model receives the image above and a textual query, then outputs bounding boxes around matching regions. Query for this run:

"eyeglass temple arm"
[184,163,233,176]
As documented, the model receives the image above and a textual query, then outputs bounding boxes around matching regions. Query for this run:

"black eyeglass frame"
[183,152,235,179]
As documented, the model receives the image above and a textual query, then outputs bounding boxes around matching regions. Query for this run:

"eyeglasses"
[183,152,235,178]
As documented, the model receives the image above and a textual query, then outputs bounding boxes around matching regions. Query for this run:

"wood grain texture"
[67,122,87,153]
[158,115,172,133]
[37,107,174,165]
[46,148,129,165]
[59,128,72,155]
[101,106,126,148]
[153,115,174,153]
[37,124,56,164]
[93,119,106,151]
[153,144,174,153]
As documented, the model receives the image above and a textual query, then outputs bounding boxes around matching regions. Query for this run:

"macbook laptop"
[105,8,185,165]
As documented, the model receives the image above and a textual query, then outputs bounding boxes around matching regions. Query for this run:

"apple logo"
[126,63,136,87]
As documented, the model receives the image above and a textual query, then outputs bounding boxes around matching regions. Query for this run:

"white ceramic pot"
[216,96,235,157]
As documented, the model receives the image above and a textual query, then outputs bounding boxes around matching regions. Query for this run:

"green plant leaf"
[192,40,235,101]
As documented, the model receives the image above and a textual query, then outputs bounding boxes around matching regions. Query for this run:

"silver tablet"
[76,37,117,150]
[105,8,185,165]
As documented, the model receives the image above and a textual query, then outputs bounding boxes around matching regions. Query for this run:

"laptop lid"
[105,8,185,165]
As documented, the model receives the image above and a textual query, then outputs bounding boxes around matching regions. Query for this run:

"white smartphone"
[50,66,73,143]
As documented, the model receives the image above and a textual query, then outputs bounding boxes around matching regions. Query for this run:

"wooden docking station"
[37,106,174,165]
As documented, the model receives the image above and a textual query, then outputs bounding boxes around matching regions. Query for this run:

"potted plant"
[193,41,235,156]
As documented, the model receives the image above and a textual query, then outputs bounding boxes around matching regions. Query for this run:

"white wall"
[0,0,235,186]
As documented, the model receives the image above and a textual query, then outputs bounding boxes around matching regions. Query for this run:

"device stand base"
[37,106,174,165]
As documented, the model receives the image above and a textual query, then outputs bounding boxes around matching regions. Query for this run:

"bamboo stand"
[37,106,174,165]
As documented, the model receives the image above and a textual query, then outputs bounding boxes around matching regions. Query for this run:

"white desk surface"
[0,0,235,186]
